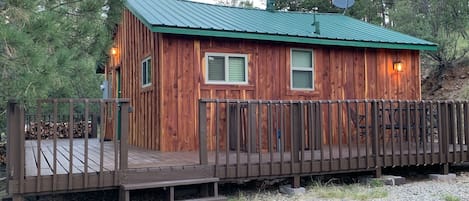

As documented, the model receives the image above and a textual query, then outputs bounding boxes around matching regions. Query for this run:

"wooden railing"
[198,99,469,179]
[6,99,130,195]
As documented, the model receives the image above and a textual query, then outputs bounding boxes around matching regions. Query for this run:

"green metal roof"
[125,0,437,51]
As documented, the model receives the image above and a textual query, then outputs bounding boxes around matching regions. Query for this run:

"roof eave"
[151,26,438,51]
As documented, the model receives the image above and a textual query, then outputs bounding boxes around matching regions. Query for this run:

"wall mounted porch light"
[393,61,403,72]
[111,46,118,56]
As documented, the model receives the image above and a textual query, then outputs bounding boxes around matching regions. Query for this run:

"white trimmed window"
[291,49,314,90]
[142,57,151,87]
[205,53,248,84]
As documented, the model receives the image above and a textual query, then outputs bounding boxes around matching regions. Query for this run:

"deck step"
[121,177,219,190]
[178,196,227,201]
[120,178,222,201]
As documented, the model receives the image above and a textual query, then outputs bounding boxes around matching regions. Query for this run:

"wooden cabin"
[105,0,437,152]
[13,1,469,200]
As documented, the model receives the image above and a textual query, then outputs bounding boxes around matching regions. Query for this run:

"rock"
[429,173,456,182]
[360,175,406,186]
[381,175,406,186]
[460,75,467,79]
[279,185,305,195]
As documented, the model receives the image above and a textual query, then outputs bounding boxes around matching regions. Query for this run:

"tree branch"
[48,0,84,11]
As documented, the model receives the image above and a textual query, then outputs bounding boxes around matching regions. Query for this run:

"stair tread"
[121,178,219,190]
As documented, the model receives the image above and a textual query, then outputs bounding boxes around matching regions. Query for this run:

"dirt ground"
[421,63,469,100]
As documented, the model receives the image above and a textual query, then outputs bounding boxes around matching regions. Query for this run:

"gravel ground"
[227,172,469,201]
[374,172,469,201]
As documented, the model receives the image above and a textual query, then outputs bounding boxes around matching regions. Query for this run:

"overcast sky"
[190,0,266,9]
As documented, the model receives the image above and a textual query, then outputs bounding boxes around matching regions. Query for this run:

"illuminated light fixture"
[393,61,403,72]
[111,47,117,55]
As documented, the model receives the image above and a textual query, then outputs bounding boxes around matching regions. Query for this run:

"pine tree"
[0,0,123,134]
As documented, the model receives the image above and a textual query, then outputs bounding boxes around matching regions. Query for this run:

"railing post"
[371,101,379,163]
[7,100,25,196]
[441,102,449,163]
[7,101,16,195]
[120,101,131,171]
[291,102,301,163]
[199,100,208,165]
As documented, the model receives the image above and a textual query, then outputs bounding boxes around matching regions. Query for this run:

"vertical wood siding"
[110,10,421,151]
[108,10,160,150]
[158,35,420,151]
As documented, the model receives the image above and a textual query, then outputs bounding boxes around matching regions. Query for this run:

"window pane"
[208,56,225,81]
[292,50,312,68]
[142,61,147,85]
[228,57,245,82]
[292,70,313,89]
[147,59,151,84]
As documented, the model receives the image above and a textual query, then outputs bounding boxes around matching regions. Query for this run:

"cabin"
[6,0,469,201]
[106,0,436,152]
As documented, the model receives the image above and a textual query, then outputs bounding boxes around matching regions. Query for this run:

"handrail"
[6,98,131,195]
[198,99,469,178]
[199,98,469,104]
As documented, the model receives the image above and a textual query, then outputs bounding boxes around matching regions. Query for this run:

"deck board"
[24,139,468,177]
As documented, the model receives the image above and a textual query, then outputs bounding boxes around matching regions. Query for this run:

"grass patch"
[442,194,460,201]
[307,183,388,201]
[462,85,469,99]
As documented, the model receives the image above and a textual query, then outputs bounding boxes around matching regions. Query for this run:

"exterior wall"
[159,34,421,151]
[108,10,160,150]
[110,10,421,151]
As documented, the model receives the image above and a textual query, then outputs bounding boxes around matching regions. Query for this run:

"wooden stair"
[120,178,226,201]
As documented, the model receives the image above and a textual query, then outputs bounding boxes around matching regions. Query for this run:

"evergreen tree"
[0,0,123,134]
[390,0,469,72]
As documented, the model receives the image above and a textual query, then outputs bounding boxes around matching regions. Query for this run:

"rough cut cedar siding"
[108,10,160,150]
[159,35,420,151]
[110,9,421,151]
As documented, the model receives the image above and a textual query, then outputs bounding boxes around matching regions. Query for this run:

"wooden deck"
[25,139,468,177]
[6,99,469,199]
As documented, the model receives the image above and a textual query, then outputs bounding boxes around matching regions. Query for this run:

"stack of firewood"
[0,143,5,165]
[25,121,91,140]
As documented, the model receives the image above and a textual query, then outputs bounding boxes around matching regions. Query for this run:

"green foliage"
[389,0,469,70]
[0,0,123,133]
[369,178,384,187]
[274,0,340,12]
[443,194,461,201]
[274,0,395,26]
[464,87,469,100]
[216,0,254,8]
[309,182,388,201]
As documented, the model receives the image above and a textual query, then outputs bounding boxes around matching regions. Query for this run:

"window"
[206,53,248,84]
[142,57,151,87]
[291,49,314,90]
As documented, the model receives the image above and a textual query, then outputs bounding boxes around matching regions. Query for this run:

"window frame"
[205,52,248,85]
[290,48,314,90]
[141,56,152,88]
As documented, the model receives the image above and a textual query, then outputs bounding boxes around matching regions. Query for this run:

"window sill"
[141,84,153,93]
[286,88,320,97]
[201,83,255,90]
[205,82,248,85]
